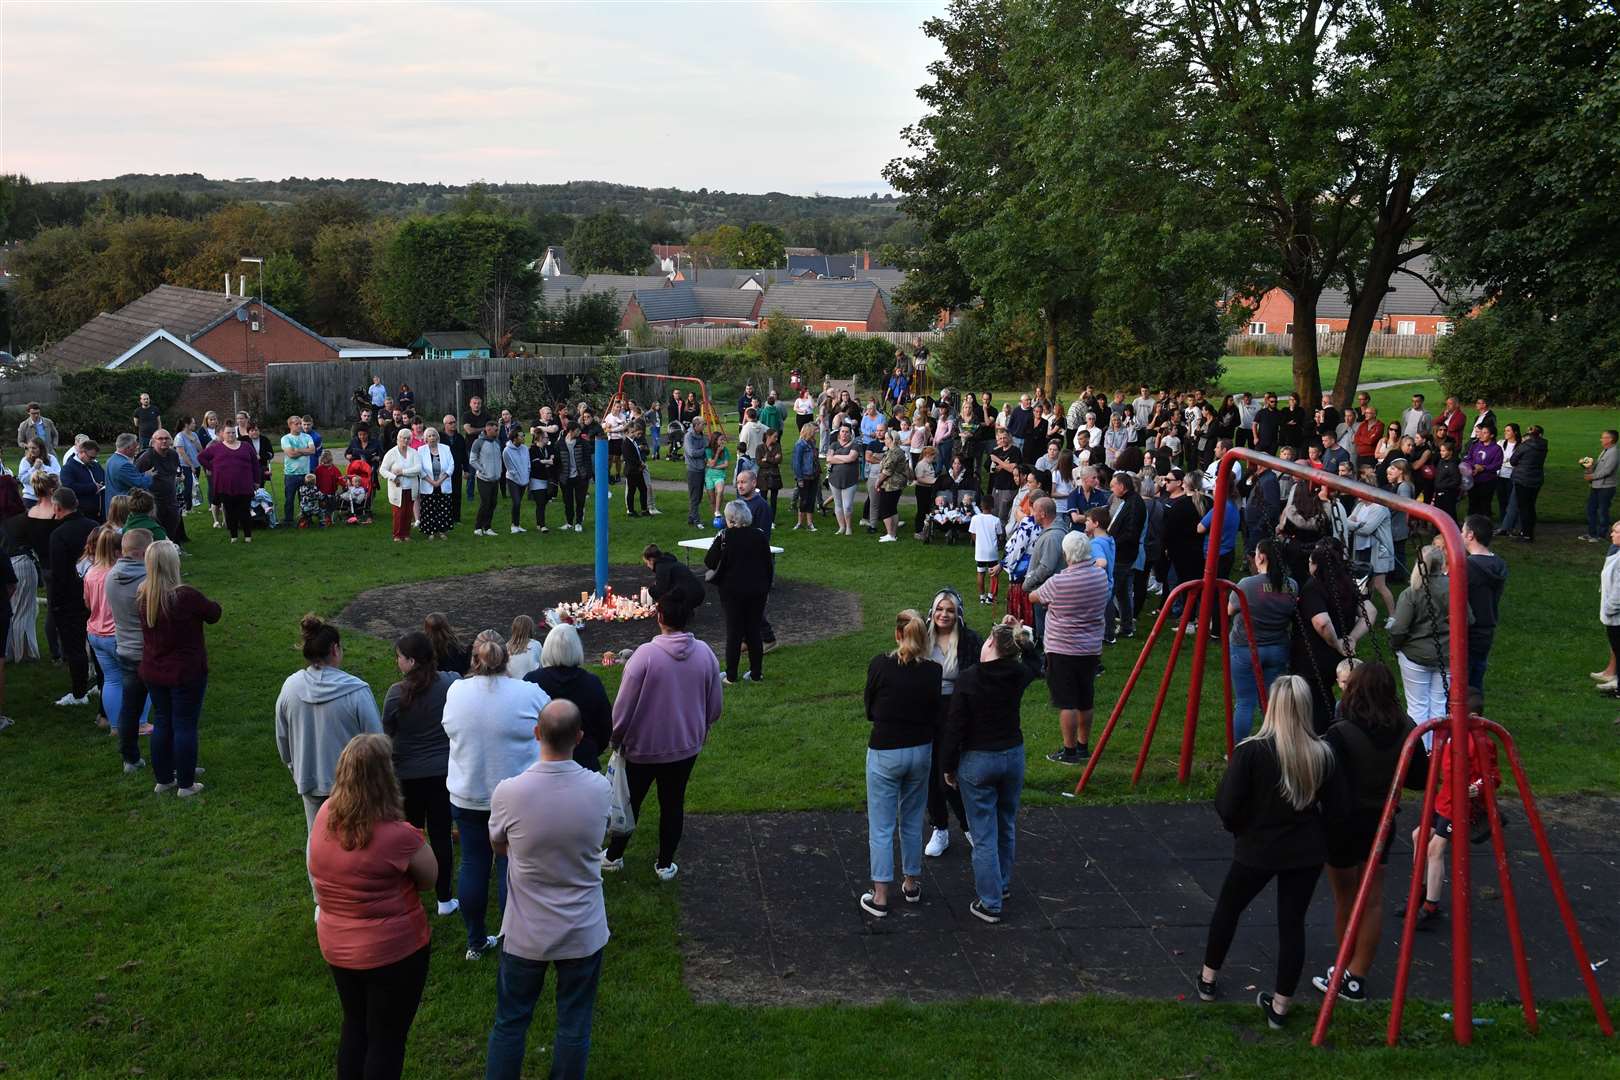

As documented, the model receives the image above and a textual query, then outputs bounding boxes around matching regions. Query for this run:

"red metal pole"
[1132,592,1197,787]
[1485,720,1615,1036]
[1180,474,1232,784]
[1074,580,1194,795]
[1475,732,1538,1033]
[1433,518,1475,1043]
[1389,723,1447,1046]
[1312,719,1436,1045]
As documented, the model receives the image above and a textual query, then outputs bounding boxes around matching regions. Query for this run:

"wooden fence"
[266,350,669,425]
[644,326,944,351]
[0,374,64,409]
[1226,331,1439,358]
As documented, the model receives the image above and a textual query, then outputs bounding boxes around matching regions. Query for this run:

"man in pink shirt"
[485,700,612,1080]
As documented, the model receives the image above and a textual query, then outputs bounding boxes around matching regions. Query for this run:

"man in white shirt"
[738,408,767,463]
[1235,393,1258,447]
[1401,393,1432,438]
[485,700,611,1080]
[1132,385,1156,422]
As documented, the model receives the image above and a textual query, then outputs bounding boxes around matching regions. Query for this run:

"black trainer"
[1196,975,1218,1002]
[1045,746,1085,765]
[969,899,1002,924]
[1257,991,1287,1030]
[1311,966,1366,1002]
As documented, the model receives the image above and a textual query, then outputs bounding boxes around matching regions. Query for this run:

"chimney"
[224,273,231,296]
[862,249,872,271]
[239,274,247,296]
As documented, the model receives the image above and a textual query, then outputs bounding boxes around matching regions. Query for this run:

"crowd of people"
[5,368,1612,1063]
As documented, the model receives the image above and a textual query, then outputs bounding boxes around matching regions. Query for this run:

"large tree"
[371,213,539,346]
[567,209,647,274]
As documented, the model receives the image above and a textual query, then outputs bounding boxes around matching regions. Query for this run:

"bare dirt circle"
[336,563,861,657]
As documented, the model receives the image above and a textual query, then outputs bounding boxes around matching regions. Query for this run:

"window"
[834,326,848,334]
[1316,323,1332,334]
[1284,323,1295,335]
[1396,320,1416,335]
[1248,322,1266,335]
[1436,320,1455,336]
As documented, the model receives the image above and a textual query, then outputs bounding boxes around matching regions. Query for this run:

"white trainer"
[511,525,526,534]
[924,828,949,857]
[437,898,461,916]
[654,862,679,882]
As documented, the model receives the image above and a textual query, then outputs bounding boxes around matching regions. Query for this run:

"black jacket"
[1244,471,1282,537]
[1512,436,1547,489]
[46,513,97,614]
[940,642,1042,772]
[345,436,384,471]
[649,552,705,610]
[1108,492,1146,565]
[703,526,773,599]
[526,664,613,770]
[1215,736,1351,870]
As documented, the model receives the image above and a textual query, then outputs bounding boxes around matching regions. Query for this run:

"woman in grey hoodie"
[274,615,383,903]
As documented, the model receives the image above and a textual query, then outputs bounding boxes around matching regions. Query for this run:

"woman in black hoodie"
[1508,424,1547,542]
[1311,660,1427,1003]
[922,588,982,858]
[941,616,1042,925]
[523,623,612,771]
[1198,674,1349,1029]
[704,500,774,684]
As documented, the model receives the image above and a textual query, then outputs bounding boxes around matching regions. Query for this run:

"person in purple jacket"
[1463,424,1503,520]
[197,424,263,542]
[601,594,723,880]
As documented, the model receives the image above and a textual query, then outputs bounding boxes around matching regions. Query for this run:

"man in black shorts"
[1031,531,1110,764]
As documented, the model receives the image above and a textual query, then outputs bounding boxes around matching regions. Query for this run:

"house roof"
[541,245,573,276]
[787,254,857,279]
[650,243,687,261]
[413,332,491,351]
[760,281,884,323]
[107,328,226,372]
[631,283,761,324]
[1302,254,1485,320]
[329,337,411,358]
[783,247,821,257]
[39,285,248,372]
[857,268,908,296]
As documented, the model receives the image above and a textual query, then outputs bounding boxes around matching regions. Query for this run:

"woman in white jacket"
[1347,497,1396,618]
[441,635,551,960]
[379,430,420,543]
[1596,521,1620,695]
[414,427,456,540]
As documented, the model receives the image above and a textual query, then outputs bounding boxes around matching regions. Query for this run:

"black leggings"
[400,775,454,902]
[927,707,968,831]
[1203,861,1322,996]
[221,493,253,538]
[1515,483,1540,539]
[603,755,698,868]
[721,592,766,681]
[328,943,430,1080]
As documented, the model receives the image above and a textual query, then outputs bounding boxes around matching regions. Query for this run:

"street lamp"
[240,256,264,301]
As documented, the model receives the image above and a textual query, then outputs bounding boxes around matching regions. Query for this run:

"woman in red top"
[309,733,437,1080]
[138,540,222,797]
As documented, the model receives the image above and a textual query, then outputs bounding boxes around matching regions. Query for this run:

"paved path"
[1359,377,1435,391]
[676,798,1620,1007]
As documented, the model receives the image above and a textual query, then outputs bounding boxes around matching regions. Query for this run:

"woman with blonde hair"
[85,526,144,739]
[1198,674,1349,1029]
[379,429,420,543]
[307,733,437,1080]
[441,635,550,960]
[138,539,221,798]
[1388,542,1462,744]
[504,615,541,679]
[859,609,943,917]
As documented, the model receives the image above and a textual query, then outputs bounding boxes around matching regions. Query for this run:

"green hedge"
[1434,302,1620,407]
[52,367,191,444]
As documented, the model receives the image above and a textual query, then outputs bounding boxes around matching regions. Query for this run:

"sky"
[0,0,946,196]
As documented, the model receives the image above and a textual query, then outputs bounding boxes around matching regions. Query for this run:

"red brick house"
[1238,255,1482,338]
[621,283,762,329]
[758,281,889,333]
[39,284,404,376]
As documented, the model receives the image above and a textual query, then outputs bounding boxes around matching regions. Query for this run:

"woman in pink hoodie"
[601,594,724,881]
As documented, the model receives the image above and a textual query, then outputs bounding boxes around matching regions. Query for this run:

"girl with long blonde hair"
[1199,674,1346,1029]
[137,539,222,798]
[860,609,943,917]
[504,615,541,679]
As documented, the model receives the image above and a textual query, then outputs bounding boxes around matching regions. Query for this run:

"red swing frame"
[613,371,724,434]
[1073,447,1612,1046]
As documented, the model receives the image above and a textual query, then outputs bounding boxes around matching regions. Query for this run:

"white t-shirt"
[969,512,1004,562]
[443,675,552,811]
[506,640,543,680]
[739,420,766,460]
[793,396,815,417]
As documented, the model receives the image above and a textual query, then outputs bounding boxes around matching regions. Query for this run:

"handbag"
[605,751,636,838]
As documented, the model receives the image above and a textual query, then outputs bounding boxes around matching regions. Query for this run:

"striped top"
[1031,563,1110,657]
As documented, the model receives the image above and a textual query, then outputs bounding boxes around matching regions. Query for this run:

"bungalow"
[758,281,888,333]
[1241,254,1484,338]
[412,332,492,360]
[38,284,405,376]
[621,283,763,329]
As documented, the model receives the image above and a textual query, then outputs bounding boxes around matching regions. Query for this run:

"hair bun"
[300,613,326,638]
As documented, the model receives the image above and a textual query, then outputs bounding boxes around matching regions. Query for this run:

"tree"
[532,290,620,345]
[567,209,647,274]
[308,219,394,340]
[262,252,310,320]
[1423,0,1619,314]
[371,213,539,346]
[687,224,745,268]
[738,223,786,268]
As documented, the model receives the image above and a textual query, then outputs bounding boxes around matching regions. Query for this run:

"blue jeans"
[149,676,206,788]
[957,746,1026,911]
[485,947,604,1080]
[283,472,305,524]
[865,745,931,883]
[453,804,507,949]
[89,633,147,734]
[1229,642,1290,742]
[1587,487,1615,539]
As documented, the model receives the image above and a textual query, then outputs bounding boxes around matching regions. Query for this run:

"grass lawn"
[3,393,1618,1076]
[1216,354,1435,394]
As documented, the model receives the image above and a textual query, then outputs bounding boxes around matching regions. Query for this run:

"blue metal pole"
[593,437,609,597]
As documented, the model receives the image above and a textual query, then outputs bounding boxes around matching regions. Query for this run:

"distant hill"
[18,173,914,250]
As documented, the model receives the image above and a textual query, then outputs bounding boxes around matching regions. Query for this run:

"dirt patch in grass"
[336,563,860,658]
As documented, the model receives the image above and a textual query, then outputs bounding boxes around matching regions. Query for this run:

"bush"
[1434,302,1620,407]
[52,367,191,443]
